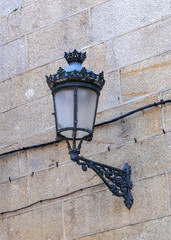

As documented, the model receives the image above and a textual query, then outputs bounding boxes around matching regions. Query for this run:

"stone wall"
[0,0,171,239]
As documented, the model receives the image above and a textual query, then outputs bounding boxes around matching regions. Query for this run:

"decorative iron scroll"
[75,156,133,209]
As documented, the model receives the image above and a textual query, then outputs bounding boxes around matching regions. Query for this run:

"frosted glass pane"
[54,89,74,138]
[77,88,97,132]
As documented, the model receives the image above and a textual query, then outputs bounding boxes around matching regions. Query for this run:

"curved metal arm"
[73,156,133,209]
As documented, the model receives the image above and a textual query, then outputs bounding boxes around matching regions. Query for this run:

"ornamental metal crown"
[46,50,105,91]
[64,49,86,64]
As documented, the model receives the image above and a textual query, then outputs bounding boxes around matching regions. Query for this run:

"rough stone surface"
[8,203,63,240]
[9,0,108,39]
[163,90,171,131]
[105,17,171,71]
[0,152,26,184]
[84,43,105,75]
[29,161,100,203]
[0,176,29,212]
[0,95,55,148]
[28,10,90,69]
[0,218,7,240]
[0,37,27,81]
[13,58,66,106]
[22,0,37,7]
[91,0,171,43]
[64,174,168,239]
[98,70,121,112]
[0,16,8,45]
[137,133,171,178]
[25,143,60,174]
[0,0,22,17]
[0,79,13,113]
[121,51,171,102]
[79,216,171,240]
[95,95,162,146]
[8,0,64,39]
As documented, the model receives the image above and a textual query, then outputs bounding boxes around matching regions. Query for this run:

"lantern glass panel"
[54,89,74,138]
[77,88,97,138]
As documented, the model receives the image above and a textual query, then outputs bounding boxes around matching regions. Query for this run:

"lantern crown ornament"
[46,50,133,209]
[46,49,105,92]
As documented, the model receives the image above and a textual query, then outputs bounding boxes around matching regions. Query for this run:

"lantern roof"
[46,49,105,91]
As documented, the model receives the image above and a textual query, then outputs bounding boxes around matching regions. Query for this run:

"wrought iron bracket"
[71,155,133,209]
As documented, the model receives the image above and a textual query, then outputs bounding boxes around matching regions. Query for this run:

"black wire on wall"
[0,99,170,159]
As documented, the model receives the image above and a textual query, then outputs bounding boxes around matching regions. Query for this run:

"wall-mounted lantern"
[46,50,133,209]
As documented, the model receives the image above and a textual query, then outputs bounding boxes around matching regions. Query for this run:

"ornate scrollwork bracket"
[72,155,133,209]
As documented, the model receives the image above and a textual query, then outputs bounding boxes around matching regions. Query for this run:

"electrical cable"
[0,183,104,215]
[0,99,170,159]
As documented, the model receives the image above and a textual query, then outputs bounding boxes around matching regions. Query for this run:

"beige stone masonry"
[137,133,171,178]
[0,16,8,45]
[28,10,91,69]
[25,144,60,174]
[0,95,55,148]
[78,216,171,240]
[0,176,29,213]
[29,161,100,203]
[64,174,168,239]
[0,37,27,81]
[7,203,63,240]
[9,0,109,40]
[94,95,162,147]
[105,17,171,72]
[0,78,13,113]
[0,152,26,184]
[121,51,171,102]
[0,218,7,240]
[12,58,66,107]
[91,0,170,43]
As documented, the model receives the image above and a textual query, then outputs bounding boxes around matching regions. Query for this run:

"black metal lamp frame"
[46,50,133,209]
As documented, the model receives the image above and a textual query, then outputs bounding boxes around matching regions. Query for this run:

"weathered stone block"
[8,202,63,240]
[63,0,109,17]
[163,90,171,131]
[9,0,109,40]
[8,0,64,39]
[98,71,121,112]
[64,174,168,239]
[121,52,171,102]
[105,18,171,72]
[0,152,26,184]
[25,143,60,174]
[13,58,66,106]
[137,133,171,178]
[28,10,90,69]
[0,176,29,212]
[84,43,105,74]
[0,0,21,17]
[91,0,170,43]
[95,95,162,146]
[0,16,8,45]
[29,161,100,203]
[22,0,37,7]
[0,218,7,240]
[0,38,27,81]
[0,79,13,113]
[0,95,55,148]
[79,216,171,240]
